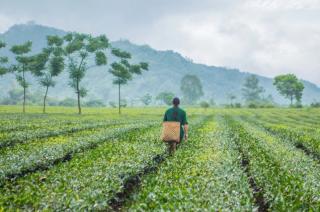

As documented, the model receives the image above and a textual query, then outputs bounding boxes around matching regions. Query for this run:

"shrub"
[234,103,242,108]
[84,100,105,107]
[248,103,257,108]
[200,101,210,109]
[310,102,320,108]
[58,98,77,107]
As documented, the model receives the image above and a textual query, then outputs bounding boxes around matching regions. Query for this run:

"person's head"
[172,97,180,107]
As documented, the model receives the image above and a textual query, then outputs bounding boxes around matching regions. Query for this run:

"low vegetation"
[0,106,320,210]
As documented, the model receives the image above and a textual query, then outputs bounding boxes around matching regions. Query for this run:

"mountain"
[0,23,320,105]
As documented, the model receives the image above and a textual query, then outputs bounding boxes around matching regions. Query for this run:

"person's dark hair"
[173,97,180,107]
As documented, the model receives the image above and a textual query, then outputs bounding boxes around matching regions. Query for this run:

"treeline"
[0,33,148,114]
[155,73,311,109]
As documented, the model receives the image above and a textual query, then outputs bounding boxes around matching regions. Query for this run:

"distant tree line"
[0,34,148,114]
[137,73,306,109]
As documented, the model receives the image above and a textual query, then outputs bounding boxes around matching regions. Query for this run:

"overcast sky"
[0,0,320,85]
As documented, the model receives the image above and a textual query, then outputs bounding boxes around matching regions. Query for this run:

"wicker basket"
[161,121,181,142]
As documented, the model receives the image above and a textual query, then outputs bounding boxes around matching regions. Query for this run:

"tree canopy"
[180,74,203,105]
[64,33,109,114]
[273,74,304,106]
[242,75,265,104]
[10,41,34,113]
[0,41,8,76]
[156,92,175,106]
[141,93,152,106]
[29,35,65,113]
[109,48,148,114]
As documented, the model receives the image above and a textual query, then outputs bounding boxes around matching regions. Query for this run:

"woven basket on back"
[161,121,181,142]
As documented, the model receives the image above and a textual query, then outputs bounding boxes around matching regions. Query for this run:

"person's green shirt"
[163,107,188,140]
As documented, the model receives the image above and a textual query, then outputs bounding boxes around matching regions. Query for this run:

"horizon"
[0,0,319,85]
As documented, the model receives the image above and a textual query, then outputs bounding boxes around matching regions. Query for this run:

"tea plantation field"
[0,106,320,211]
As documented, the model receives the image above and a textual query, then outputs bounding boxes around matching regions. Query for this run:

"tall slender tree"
[10,41,33,113]
[0,41,8,78]
[109,48,148,114]
[63,33,109,114]
[30,35,65,113]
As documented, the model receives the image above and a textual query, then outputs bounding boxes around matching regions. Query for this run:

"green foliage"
[310,102,320,108]
[10,41,32,55]
[199,101,210,109]
[0,88,24,105]
[225,116,320,210]
[109,49,149,85]
[0,108,320,210]
[9,41,34,112]
[156,91,175,105]
[248,103,257,108]
[84,99,106,107]
[120,99,127,107]
[273,74,304,106]
[0,88,45,106]
[245,94,275,108]
[111,48,131,59]
[58,97,77,107]
[64,33,109,114]
[109,101,117,108]
[234,103,242,108]
[0,40,6,48]
[180,74,204,104]
[109,48,148,113]
[28,36,65,112]
[141,93,152,106]
[0,40,8,76]
[242,75,265,104]
[127,118,254,211]
[227,93,237,107]
[47,35,64,47]
[10,41,34,89]
[95,51,107,65]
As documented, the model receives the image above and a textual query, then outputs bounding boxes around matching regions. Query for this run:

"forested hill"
[0,23,319,105]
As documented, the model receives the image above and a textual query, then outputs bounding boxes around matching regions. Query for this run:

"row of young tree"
[0,34,148,114]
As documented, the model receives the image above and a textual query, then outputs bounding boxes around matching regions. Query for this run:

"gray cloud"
[0,0,319,85]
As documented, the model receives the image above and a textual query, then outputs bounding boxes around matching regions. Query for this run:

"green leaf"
[10,41,32,55]
[95,51,107,66]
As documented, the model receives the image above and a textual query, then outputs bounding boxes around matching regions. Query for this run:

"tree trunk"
[22,69,25,113]
[77,80,81,115]
[43,86,49,113]
[23,86,26,113]
[290,95,293,106]
[118,82,121,114]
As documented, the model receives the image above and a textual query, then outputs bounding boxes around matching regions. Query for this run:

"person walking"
[163,97,188,155]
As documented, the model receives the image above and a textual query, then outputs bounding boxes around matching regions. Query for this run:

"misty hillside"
[0,23,319,105]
